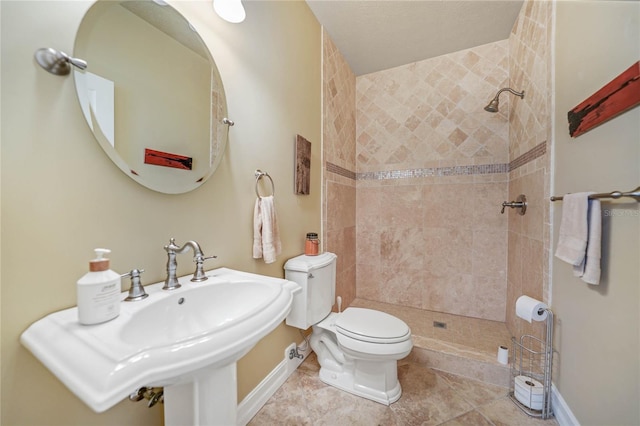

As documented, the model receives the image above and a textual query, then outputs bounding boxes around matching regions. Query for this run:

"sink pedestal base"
[164,363,237,426]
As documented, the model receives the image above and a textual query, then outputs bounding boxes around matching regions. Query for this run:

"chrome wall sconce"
[34,48,87,76]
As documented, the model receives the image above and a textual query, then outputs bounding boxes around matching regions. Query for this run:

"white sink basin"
[120,280,281,348]
[20,267,300,419]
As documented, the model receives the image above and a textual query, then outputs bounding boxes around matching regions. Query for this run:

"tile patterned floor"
[248,353,558,426]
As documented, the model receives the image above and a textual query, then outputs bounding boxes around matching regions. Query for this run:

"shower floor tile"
[248,353,558,426]
[350,298,512,356]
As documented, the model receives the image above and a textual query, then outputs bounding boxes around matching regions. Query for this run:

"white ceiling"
[306,0,524,76]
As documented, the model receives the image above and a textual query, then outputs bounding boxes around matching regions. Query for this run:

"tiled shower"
[354,39,511,323]
[324,0,551,344]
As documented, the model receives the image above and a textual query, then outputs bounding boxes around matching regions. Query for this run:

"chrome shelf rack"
[509,309,554,420]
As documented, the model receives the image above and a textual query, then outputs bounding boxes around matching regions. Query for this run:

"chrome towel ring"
[255,170,275,197]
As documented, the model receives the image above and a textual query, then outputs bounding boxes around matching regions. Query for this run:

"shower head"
[484,98,500,113]
[484,88,525,113]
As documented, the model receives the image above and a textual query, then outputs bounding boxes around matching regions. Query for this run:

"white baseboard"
[552,383,580,426]
[237,340,311,426]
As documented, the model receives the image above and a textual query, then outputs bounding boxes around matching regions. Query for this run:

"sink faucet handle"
[164,238,180,252]
[122,268,148,301]
[191,254,217,282]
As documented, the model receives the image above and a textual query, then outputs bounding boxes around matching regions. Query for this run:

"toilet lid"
[335,308,410,344]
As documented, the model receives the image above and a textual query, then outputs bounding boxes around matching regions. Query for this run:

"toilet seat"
[335,308,410,344]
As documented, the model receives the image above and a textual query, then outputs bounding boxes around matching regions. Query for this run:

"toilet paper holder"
[509,306,554,419]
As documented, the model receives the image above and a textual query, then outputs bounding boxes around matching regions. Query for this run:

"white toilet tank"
[284,252,337,329]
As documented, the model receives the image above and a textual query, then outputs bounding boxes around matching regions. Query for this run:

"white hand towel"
[253,198,263,259]
[573,199,602,285]
[252,196,281,264]
[555,192,592,265]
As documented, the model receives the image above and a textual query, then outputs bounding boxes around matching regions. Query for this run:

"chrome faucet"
[122,268,148,301]
[163,238,217,290]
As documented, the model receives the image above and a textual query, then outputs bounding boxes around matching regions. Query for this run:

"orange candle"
[305,233,319,256]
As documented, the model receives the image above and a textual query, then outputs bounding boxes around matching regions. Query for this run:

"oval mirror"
[73,0,228,194]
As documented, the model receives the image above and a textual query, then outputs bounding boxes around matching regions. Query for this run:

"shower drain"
[433,321,447,329]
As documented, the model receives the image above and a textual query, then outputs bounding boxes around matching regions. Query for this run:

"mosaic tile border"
[326,162,357,180]
[327,142,546,181]
[508,141,546,171]
[356,163,508,181]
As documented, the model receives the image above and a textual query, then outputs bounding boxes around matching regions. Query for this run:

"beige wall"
[354,41,510,322]
[322,29,357,309]
[506,0,552,341]
[553,1,639,424]
[0,1,321,424]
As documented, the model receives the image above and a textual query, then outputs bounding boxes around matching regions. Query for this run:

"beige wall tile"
[325,181,356,231]
[506,0,551,336]
[472,275,508,322]
[472,229,508,278]
[355,262,381,300]
[323,29,357,308]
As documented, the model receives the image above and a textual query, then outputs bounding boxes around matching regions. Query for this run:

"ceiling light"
[213,0,245,23]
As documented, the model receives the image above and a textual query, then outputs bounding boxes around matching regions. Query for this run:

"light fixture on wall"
[34,47,87,76]
[484,87,525,113]
[213,0,246,23]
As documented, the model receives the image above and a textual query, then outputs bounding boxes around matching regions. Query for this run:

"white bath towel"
[252,196,281,264]
[555,192,591,265]
[573,199,602,285]
[555,192,602,285]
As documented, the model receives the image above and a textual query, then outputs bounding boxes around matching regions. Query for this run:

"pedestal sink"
[20,268,301,425]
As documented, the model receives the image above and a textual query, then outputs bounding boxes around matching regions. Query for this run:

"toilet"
[284,252,413,405]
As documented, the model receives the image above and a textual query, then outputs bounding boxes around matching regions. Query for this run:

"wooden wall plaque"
[295,135,311,195]
[568,61,640,138]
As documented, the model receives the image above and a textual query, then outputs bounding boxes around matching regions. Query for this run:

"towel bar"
[550,186,640,202]
[255,170,275,197]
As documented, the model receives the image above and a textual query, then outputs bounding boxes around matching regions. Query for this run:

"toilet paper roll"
[515,375,544,395]
[515,386,544,402]
[497,345,509,365]
[515,388,544,410]
[514,375,544,410]
[515,295,548,323]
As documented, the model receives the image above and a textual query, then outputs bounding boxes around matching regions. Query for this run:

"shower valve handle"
[501,195,527,215]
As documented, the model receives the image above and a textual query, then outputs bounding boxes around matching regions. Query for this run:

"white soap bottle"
[77,248,121,325]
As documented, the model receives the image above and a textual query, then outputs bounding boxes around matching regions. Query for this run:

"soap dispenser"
[77,248,121,325]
